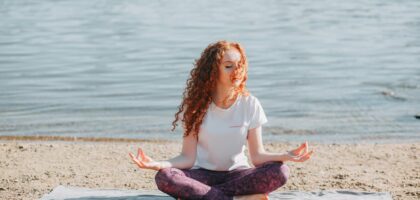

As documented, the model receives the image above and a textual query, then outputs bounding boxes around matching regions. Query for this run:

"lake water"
[1,0,419,144]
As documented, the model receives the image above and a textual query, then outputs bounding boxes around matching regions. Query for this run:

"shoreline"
[0,135,418,145]
[0,135,172,144]
[0,137,418,200]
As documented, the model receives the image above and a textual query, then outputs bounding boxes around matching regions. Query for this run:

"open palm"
[286,141,314,162]
[128,147,162,171]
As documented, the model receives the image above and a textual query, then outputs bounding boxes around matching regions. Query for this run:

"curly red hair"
[171,40,250,139]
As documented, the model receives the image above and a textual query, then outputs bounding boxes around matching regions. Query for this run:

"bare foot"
[233,193,269,200]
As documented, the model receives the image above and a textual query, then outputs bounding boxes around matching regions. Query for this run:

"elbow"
[251,160,262,167]
[185,158,195,169]
[187,163,195,169]
[182,154,196,169]
[250,155,262,167]
[188,157,196,168]
[250,152,266,167]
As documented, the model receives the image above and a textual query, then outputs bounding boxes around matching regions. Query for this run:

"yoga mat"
[40,185,393,200]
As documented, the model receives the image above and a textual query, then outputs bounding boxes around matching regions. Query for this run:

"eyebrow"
[223,60,238,63]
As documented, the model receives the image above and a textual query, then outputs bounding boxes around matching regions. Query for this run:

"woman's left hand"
[285,141,314,162]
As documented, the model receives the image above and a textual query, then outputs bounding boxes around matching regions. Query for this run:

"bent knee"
[268,162,290,183]
[154,168,174,190]
[280,163,290,181]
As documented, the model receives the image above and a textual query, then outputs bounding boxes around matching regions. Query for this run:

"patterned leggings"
[154,161,290,200]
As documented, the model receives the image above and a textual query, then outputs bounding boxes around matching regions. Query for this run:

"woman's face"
[218,48,243,88]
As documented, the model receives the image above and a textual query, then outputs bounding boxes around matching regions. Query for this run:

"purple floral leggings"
[154,161,290,200]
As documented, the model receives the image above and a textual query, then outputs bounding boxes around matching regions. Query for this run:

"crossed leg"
[155,161,290,200]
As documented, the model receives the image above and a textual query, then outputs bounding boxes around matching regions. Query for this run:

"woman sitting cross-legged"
[129,40,314,200]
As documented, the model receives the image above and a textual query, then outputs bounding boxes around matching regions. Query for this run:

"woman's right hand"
[128,147,162,171]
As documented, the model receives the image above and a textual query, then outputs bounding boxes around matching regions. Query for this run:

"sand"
[0,136,418,200]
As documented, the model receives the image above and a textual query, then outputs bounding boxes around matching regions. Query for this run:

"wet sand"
[0,136,418,200]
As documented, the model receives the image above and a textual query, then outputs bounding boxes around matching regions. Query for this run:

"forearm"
[158,154,195,170]
[252,151,289,166]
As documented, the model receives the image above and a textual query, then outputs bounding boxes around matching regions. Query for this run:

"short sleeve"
[248,97,268,129]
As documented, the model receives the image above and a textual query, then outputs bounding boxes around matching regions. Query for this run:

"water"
[1,0,419,144]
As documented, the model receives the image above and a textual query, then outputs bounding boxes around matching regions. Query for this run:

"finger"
[298,157,308,162]
[302,142,308,155]
[300,150,314,161]
[129,152,135,159]
[295,142,307,156]
[129,153,139,162]
[293,143,304,153]
[129,153,143,165]
[139,148,149,161]
[290,146,301,156]
[137,148,143,160]
[137,159,146,167]
[299,149,313,158]
[291,150,313,162]
[139,148,152,162]
[130,154,146,168]
[300,142,307,150]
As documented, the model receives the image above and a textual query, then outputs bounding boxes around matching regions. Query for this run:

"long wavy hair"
[171,40,250,139]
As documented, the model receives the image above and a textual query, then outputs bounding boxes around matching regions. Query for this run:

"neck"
[212,83,236,105]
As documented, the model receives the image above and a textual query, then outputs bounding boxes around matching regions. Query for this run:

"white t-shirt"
[188,93,268,171]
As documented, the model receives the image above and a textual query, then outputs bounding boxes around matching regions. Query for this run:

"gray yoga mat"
[41,185,393,200]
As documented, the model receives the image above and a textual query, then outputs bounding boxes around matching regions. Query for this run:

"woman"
[129,40,314,200]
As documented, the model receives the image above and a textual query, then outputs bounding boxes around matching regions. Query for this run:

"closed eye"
[225,65,233,69]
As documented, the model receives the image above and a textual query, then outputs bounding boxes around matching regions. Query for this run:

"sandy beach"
[0,136,418,200]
